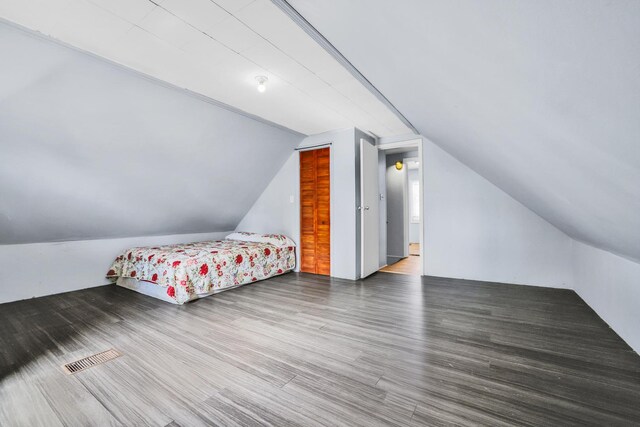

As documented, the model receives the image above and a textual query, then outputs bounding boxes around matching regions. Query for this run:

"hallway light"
[395,161,403,170]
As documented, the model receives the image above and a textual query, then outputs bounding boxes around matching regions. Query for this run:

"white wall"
[235,153,301,270]
[368,134,576,288]
[572,241,640,354]
[332,130,357,280]
[422,137,573,287]
[385,153,407,261]
[247,130,573,286]
[237,128,359,280]
[0,231,231,304]
[407,168,420,243]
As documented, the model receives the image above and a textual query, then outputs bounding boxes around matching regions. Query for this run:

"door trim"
[377,138,425,276]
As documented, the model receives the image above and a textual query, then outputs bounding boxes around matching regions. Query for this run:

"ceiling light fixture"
[255,75,268,93]
[395,161,403,171]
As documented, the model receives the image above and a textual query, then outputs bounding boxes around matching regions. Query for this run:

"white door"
[360,139,380,278]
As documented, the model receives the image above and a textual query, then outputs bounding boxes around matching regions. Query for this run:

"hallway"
[380,243,421,275]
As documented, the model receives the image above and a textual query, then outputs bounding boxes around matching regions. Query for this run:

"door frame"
[403,155,420,258]
[377,138,424,276]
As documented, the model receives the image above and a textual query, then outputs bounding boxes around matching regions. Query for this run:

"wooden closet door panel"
[315,148,331,275]
[300,150,317,273]
[299,147,330,275]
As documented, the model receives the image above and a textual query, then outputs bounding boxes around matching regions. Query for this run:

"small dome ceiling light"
[395,161,403,171]
[255,75,268,93]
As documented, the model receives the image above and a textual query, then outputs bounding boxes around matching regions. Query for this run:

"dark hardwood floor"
[1,272,639,426]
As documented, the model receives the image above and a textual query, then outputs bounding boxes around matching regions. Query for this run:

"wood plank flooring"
[380,255,422,275]
[1,272,639,426]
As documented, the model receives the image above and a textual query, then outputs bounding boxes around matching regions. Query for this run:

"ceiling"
[287,0,640,263]
[0,0,412,136]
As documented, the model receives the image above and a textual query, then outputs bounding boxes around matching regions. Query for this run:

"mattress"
[107,238,296,304]
[115,277,240,304]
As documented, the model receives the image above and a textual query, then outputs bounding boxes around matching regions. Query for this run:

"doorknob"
[364,206,370,210]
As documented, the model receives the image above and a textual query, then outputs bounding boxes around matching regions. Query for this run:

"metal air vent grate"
[62,349,121,374]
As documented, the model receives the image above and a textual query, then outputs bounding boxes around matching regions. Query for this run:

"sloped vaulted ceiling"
[0,22,302,244]
[0,0,411,136]
[286,0,640,262]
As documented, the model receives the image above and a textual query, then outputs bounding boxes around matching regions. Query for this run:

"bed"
[106,232,296,304]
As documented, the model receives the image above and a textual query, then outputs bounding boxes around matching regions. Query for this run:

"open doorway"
[377,141,423,276]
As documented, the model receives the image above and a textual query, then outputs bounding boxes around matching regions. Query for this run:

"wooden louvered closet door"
[300,147,330,275]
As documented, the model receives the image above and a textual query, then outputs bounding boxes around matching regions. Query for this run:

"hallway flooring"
[380,244,421,275]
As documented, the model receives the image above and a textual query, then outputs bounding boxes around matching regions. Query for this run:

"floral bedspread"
[106,240,296,304]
